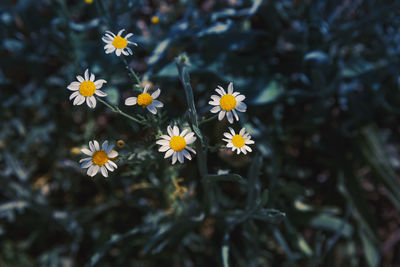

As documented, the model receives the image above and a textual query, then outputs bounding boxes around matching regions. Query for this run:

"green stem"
[176,62,207,177]
[199,114,218,126]
[122,57,142,87]
[96,97,144,125]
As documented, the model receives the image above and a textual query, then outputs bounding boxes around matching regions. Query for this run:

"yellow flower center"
[151,16,160,24]
[84,0,93,3]
[219,94,237,111]
[232,135,245,148]
[137,93,153,108]
[79,81,96,97]
[112,36,128,49]
[92,150,108,166]
[169,136,186,152]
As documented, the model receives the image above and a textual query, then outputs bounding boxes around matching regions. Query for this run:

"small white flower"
[124,84,163,114]
[79,140,118,177]
[67,69,107,109]
[102,29,138,56]
[156,125,197,164]
[209,82,247,124]
[222,127,254,154]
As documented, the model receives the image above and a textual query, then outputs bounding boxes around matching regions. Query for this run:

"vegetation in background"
[1,0,400,266]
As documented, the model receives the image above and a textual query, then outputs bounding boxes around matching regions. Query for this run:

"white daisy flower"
[79,140,118,177]
[124,84,163,114]
[222,127,254,154]
[156,125,197,164]
[67,69,107,109]
[209,82,247,124]
[102,29,138,56]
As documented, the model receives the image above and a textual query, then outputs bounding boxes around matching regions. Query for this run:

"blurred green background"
[1,0,400,266]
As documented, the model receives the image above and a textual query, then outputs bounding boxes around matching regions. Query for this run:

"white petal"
[239,128,246,136]
[102,37,112,43]
[105,144,114,153]
[84,69,89,81]
[160,135,171,140]
[218,110,226,121]
[173,126,179,136]
[226,142,234,148]
[81,148,93,156]
[152,100,163,108]
[108,151,118,158]
[180,129,189,137]
[89,141,95,151]
[125,97,137,106]
[116,49,121,56]
[79,157,92,163]
[69,91,79,100]
[76,75,84,83]
[209,100,220,106]
[156,140,170,146]
[105,162,114,171]
[105,31,116,37]
[240,147,247,154]
[223,132,233,139]
[167,126,174,137]
[117,29,125,36]
[95,90,107,97]
[177,152,184,163]
[232,109,239,121]
[158,145,170,152]
[184,133,196,144]
[186,146,196,154]
[101,166,108,177]
[210,95,220,102]
[151,89,161,99]
[229,127,235,136]
[146,104,157,114]
[73,95,85,105]
[215,88,224,96]
[105,47,115,54]
[86,96,96,109]
[164,149,174,158]
[236,102,247,112]
[143,84,149,93]
[210,106,221,113]
[93,141,100,150]
[94,79,107,89]
[228,82,233,94]
[226,111,233,123]
[108,160,118,169]
[90,73,95,82]
[102,141,109,150]
[122,50,129,56]
[244,145,252,152]
[125,33,133,39]
[235,94,245,102]
[245,139,255,145]
[172,152,177,164]
[182,149,192,160]
[81,160,92,169]
[67,81,80,91]
[87,165,99,177]
[126,47,133,55]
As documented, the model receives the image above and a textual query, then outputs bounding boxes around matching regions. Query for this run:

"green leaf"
[251,80,284,105]
[310,214,353,238]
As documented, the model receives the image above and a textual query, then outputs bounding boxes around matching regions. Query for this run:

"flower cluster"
[68,29,255,177]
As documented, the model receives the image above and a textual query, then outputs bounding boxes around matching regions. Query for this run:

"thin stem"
[176,62,207,177]
[96,97,144,125]
[122,57,142,87]
[199,114,218,126]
